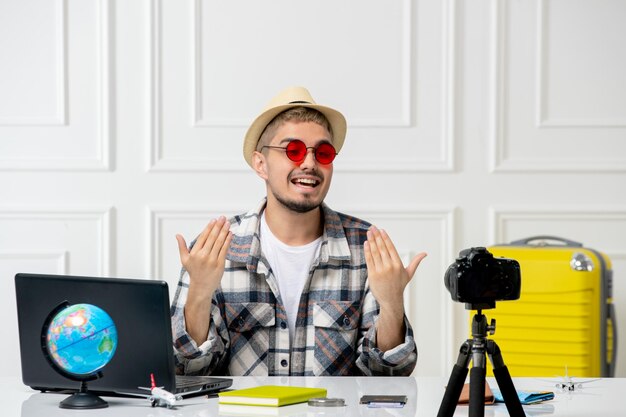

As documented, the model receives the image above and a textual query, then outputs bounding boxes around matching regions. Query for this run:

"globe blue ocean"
[46,303,118,376]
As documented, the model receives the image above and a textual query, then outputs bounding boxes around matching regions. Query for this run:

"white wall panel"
[0,0,111,170]
[0,0,65,125]
[490,206,626,376]
[0,207,112,276]
[148,0,455,172]
[538,0,626,126]
[489,0,626,172]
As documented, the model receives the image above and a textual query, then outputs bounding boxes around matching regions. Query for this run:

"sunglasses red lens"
[315,143,336,164]
[285,141,307,162]
[284,140,336,164]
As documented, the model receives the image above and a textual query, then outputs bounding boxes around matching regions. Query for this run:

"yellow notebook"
[218,385,327,407]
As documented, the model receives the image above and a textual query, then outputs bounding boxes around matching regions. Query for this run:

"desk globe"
[43,302,118,409]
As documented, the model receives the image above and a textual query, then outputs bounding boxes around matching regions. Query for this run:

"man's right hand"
[176,216,232,345]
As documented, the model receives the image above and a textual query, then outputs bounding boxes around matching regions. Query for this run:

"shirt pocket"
[225,302,275,375]
[313,300,361,375]
[225,302,276,332]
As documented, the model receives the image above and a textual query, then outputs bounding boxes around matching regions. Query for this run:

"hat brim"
[243,103,346,168]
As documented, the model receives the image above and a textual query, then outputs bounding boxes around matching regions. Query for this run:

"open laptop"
[15,273,232,397]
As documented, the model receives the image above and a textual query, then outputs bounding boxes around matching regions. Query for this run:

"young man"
[171,87,426,376]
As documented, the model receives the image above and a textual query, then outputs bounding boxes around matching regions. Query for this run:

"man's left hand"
[364,226,427,313]
[364,226,426,351]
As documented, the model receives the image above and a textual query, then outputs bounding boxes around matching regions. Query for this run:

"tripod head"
[471,310,495,340]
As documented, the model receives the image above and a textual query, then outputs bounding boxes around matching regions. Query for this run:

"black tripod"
[437,310,526,417]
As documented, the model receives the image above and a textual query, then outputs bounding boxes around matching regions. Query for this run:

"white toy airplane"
[138,373,182,408]
[543,366,601,392]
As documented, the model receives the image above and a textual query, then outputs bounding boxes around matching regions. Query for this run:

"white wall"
[1,0,625,379]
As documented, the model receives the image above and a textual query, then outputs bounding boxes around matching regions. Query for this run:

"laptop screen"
[15,273,204,395]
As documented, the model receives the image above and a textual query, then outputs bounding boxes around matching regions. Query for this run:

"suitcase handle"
[508,235,583,247]
[608,303,618,377]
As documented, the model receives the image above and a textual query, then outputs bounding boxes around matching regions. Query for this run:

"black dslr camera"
[444,247,521,310]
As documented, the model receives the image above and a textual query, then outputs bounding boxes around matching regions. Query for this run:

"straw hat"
[243,86,347,167]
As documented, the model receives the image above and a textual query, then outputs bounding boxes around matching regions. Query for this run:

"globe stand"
[60,380,108,409]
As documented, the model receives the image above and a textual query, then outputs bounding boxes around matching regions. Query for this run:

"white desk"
[3,376,623,416]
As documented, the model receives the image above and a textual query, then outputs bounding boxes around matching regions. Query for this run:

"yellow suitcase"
[474,236,616,377]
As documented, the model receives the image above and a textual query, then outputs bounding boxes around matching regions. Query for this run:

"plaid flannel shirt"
[171,199,417,376]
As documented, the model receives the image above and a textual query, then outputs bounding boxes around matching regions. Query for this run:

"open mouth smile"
[291,177,320,188]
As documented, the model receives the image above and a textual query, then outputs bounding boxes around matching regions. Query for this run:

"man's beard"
[272,190,321,214]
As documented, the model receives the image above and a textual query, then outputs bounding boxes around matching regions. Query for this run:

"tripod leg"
[469,366,486,417]
[488,340,526,417]
[469,347,487,417]
[437,341,471,417]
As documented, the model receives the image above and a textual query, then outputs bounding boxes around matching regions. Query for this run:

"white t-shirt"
[260,213,322,344]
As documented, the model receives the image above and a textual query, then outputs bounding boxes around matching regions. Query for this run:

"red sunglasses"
[262,139,337,165]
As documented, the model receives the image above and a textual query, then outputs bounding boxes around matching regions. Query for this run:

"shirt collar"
[226,198,351,272]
